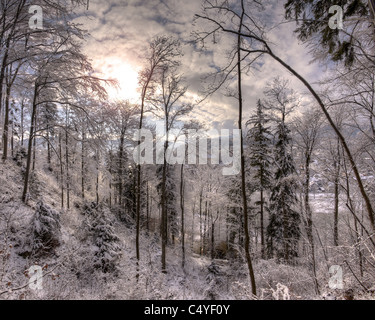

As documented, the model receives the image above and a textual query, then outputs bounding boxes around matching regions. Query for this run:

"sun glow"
[100,59,140,102]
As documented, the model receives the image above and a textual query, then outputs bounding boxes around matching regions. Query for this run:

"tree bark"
[199,189,203,256]
[65,109,70,209]
[1,74,10,161]
[118,131,124,205]
[238,0,257,296]
[304,156,320,295]
[46,126,51,167]
[32,113,37,171]
[22,85,38,203]
[81,130,85,199]
[59,130,64,208]
[161,132,168,273]
[260,184,265,259]
[11,119,14,158]
[96,150,99,205]
[333,139,341,247]
[21,100,24,147]
[108,150,112,208]
[180,164,185,269]
[146,181,150,232]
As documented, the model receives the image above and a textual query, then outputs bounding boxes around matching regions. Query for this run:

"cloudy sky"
[74,0,323,130]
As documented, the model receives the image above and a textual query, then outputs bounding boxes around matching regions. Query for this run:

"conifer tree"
[267,122,300,263]
[82,202,122,274]
[247,99,273,258]
[264,78,301,264]
[92,210,122,274]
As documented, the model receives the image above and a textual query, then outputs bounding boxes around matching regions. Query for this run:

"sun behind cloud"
[98,58,140,102]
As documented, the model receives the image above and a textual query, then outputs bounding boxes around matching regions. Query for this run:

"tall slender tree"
[136,36,181,274]
[247,99,273,259]
[292,107,323,294]
[265,79,300,264]
[151,65,193,273]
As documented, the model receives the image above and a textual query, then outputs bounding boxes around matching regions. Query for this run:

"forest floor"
[0,157,374,300]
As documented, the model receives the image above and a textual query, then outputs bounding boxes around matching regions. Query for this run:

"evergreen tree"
[267,122,300,263]
[93,209,122,274]
[247,99,273,258]
[156,163,178,245]
[284,0,369,66]
[30,201,61,257]
[82,202,122,274]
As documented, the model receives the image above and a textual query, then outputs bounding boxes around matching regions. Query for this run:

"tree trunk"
[21,101,24,147]
[47,127,51,167]
[108,151,112,208]
[133,171,136,219]
[204,200,208,254]
[65,111,70,209]
[304,158,320,295]
[146,181,150,232]
[211,220,215,260]
[161,139,168,273]
[333,139,341,247]
[119,132,124,205]
[22,85,38,203]
[353,216,363,278]
[96,150,99,205]
[136,61,156,276]
[237,0,257,296]
[32,113,37,171]
[180,164,185,269]
[199,190,203,256]
[191,197,196,253]
[11,120,14,158]
[260,187,265,259]
[1,78,10,161]
[81,130,85,199]
[59,130,64,208]
[0,35,9,126]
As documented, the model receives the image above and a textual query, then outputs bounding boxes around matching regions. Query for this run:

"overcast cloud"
[74,0,323,130]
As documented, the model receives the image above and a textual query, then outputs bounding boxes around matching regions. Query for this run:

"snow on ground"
[1,158,374,300]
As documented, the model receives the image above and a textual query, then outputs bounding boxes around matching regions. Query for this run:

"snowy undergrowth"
[0,159,216,300]
[1,159,370,300]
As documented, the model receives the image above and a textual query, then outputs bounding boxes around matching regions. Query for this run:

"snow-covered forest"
[1,0,375,301]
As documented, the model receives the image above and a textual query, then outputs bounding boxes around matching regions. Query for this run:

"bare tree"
[150,65,193,273]
[292,107,323,295]
[106,101,138,206]
[136,36,181,274]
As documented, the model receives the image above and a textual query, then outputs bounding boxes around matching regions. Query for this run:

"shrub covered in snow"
[204,262,225,300]
[30,201,61,257]
[12,146,27,167]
